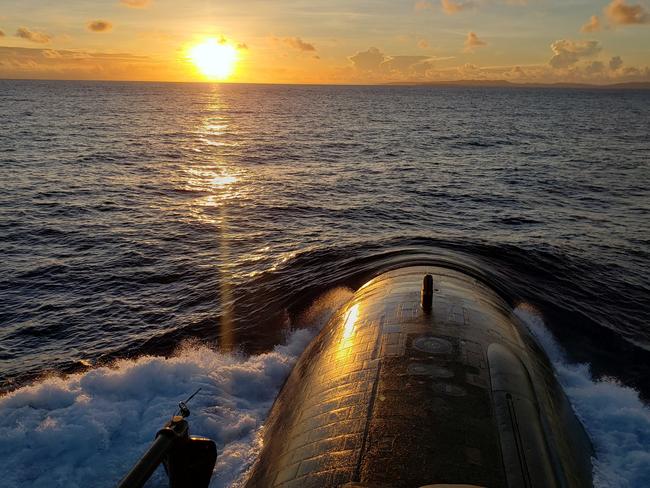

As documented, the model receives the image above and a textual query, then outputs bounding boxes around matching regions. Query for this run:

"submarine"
[119,265,594,488]
[244,266,593,488]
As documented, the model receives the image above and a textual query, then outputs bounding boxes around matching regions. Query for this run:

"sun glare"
[189,39,238,80]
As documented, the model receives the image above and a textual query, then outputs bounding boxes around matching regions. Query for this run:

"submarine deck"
[245,266,592,488]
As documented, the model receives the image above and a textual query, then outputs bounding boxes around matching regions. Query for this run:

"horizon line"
[1,77,649,89]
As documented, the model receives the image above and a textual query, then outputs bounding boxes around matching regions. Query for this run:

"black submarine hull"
[245,266,593,487]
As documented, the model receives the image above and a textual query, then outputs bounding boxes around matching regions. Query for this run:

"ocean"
[0,80,648,486]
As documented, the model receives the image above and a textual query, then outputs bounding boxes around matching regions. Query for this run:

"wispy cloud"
[120,0,151,8]
[418,39,430,49]
[0,46,147,63]
[15,27,51,44]
[0,30,5,37]
[464,32,487,52]
[605,0,650,25]
[87,20,113,33]
[274,37,316,52]
[581,15,602,33]
[414,0,434,11]
[549,39,601,69]
[0,45,156,80]
[441,0,475,15]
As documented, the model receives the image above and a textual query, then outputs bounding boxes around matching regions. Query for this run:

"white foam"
[515,305,650,488]
[5,291,645,488]
[0,287,353,488]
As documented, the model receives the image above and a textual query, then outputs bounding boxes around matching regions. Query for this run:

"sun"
[189,39,238,80]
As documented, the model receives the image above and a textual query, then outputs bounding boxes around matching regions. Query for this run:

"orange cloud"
[274,37,316,52]
[383,55,434,75]
[418,39,430,49]
[585,60,606,74]
[0,30,4,37]
[15,27,51,44]
[0,45,181,81]
[414,0,434,11]
[87,20,113,33]
[464,32,487,52]
[609,55,624,70]
[605,0,650,25]
[549,39,601,69]
[581,15,602,32]
[348,46,438,79]
[349,47,386,71]
[441,0,475,15]
[120,0,151,8]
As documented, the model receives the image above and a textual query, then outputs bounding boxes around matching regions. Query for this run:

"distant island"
[384,80,650,90]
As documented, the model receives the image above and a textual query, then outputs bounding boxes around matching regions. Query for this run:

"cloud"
[0,45,162,80]
[609,55,624,70]
[605,0,650,25]
[0,30,4,37]
[87,20,113,33]
[274,37,316,52]
[0,46,147,65]
[349,47,386,71]
[549,39,602,69]
[237,43,248,50]
[621,66,647,77]
[414,0,434,11]
[581,15,602,32]
[418,39,430,49]
[15,27,51,44]
[120,0,151,8]
[585,60,606,74]
[441,0,475,14]
[348,47,438,77]
[464,32,487,52]
[383,55,434,75]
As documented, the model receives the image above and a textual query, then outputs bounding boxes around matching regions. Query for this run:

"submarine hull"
[245,266,593,488]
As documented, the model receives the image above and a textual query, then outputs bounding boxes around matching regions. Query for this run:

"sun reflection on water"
[211,174,238,187]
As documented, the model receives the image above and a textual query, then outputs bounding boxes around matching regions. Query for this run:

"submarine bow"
[244,266,593,488]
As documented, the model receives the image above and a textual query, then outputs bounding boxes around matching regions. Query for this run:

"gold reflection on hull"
[336,303,360,363]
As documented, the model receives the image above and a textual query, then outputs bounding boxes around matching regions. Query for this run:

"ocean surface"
[0,80,648,487]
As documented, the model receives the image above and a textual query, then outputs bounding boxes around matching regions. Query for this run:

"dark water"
[1,80,649,398]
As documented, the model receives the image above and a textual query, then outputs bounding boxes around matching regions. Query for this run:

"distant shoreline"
[383,80,650,90]
[1,78,649,89]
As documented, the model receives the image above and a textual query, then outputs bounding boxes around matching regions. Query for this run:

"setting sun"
[188,39,238,80]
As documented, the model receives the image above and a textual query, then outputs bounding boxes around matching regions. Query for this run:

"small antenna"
[175,387,202,419]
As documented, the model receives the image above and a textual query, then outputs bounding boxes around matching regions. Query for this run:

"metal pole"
[117,419,188,488]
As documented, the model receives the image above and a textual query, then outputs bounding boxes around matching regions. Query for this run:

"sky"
[0,0,649,83]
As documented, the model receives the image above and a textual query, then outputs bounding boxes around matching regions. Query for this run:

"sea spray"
[0,288,353,488]
[515,305,650,488]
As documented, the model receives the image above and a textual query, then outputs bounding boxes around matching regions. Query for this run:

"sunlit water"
[0,81,649,486]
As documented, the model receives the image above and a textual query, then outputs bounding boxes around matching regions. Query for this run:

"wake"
[515,305,650,488]
[0,288,353,488]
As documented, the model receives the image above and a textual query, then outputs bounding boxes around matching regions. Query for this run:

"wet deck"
[244,266,592,488]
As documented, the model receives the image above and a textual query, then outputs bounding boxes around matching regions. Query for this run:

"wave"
[0,288,353,488]
[1,272,649,487]
[515,305,650,488]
